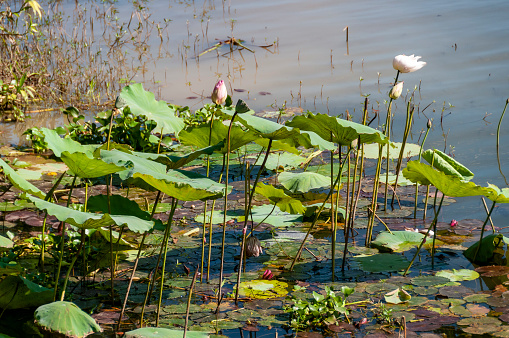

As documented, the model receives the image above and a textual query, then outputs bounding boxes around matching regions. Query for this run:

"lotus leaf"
[371,230,433,252]
[116,83,185,135]
[422,149,474,181]
[40,127,99,157]
[35,301,101,337]
[364,142,421,159]
[384,288,411,304]
[0,235,13,248]
[0,157,45,199]
[255,183,306,214]
[0,275,52,309]
[463,234,508,264]
[435,269,480,282]
[278,171,330,193]
[238,280,289,299]
[239,204,303,227]
[353,253,409,272]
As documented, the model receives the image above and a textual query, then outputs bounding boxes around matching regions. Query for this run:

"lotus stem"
[117,191,161,331]
[207,155,225,282]
[218,111,238,311]
[384,100,393,211]
[331,147,336,282]
[473,200,497,262]
[290,148,352,271]
[403,194,445,276]
[366,145,383,246]
[60,229,85,301]
[414,122,431,218]
[496,99,509,185]
[391,102,414,207]
[53,175,77,301]
[156,198,178,326]
[184,266,199,338]
[481,197,496,233]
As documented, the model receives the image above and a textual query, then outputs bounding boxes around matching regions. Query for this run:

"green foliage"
[285,286,355,330]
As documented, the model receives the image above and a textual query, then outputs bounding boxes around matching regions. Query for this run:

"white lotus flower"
[393,54,426,73]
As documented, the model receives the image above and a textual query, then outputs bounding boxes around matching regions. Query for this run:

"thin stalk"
[414,123,431,218]
[217,111,238,311]
[290,148,352,271]
[366,145,383,246]
[60,229,85,301]
[53,175,77,301]
[330,148,336,282]
[184,266,200,338]
[156,198,178,326]
[481,197,496,233]
[403,194,445,276]
[106,108,116,303]
[117,190,161,331]
[496,100,509,185]
[391,102,414,207]
[384,100,393,211]
[473,200,497,262]
[234,162,250,304]
[207,155,225,282]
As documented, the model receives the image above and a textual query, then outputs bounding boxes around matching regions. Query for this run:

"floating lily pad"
[411,275,451,287]
[238,280,289,299]
[239,204,303,227]
[353,253,409,273]
[371,231,428,252]
[475,265,509,277]
[124,327,208,338]
[435,269,479,281]
[438,285,474,298]
[384,288,411,304]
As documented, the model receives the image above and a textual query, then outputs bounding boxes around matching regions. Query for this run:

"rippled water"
[3,0,509,227]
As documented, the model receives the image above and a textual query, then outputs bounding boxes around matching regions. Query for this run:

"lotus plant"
[211,79,227,105]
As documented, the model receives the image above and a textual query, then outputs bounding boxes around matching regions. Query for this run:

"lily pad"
[435,269,479,282]
[238,280,289,299]
[353,253,409,273]
[411,275,451,287]
[384,288,411,304]
[124,327,208,338]
[371,231,430,253]
[240,204,303,227]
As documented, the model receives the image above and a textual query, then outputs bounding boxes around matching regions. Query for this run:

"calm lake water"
[3,0,509,229]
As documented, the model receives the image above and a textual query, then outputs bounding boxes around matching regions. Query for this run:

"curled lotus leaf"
[35,301,101,337]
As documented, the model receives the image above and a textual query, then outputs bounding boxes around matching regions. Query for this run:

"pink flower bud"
[211,80,227,105]
[262,269,273,280]
[450,219,458,227]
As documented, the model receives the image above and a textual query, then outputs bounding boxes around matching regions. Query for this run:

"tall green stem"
[496,100,509,185]
[473,200,497,262]
[414,121,431,218]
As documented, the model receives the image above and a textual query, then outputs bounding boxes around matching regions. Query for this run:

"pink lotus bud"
[389,81,404,100]
[393,54,426,73]
[211,80,227,105]
[262,269,273,280]
[450,219,458,227]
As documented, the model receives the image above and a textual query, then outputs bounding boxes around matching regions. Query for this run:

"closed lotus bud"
[245,236,263,258]
[392,54,426,73]
[262,269,274,280]
[211,80,227,105]
[450,219,458,227]
[427,119,432,129]
[389,81,404,100]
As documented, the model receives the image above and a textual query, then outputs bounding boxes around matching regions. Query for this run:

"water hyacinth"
[389,81,404,100]
[211,79,227,105]
[393,54,426,73]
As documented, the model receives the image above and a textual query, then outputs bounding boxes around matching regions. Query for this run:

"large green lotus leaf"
[422,149,474,181]
[60,151,124,178]
[278,171,330,193]
[238,280,289,299]
[100,149,167,181]
[463,234,508,265]
[255,138,300,155]
[255,183,305,214]
[0,235,13,248]
[235,113,315,149]
[239,204,302,227]
[353,253,409,273]
[178,121,258,154]
[286,112,389,146]
[88,194,163,230]
[250,151,305,171]
[136,142,225,169]
[486,183,509,203]
[40,128,98,157]
[0,157,45,199]
[125,327,208,338]
[363,142,421,159]
[116,83,185,136]
[0,276,52,309]
[27,195,154,232]
[133,169,227,201]
[371,230,429,252]
[302,130,335,151]
[402,161,494,198]
[35,301,101,337]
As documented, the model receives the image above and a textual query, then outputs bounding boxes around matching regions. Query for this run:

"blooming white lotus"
[392,54,426,73]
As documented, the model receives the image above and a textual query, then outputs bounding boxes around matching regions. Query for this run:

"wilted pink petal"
[450,219,458,227]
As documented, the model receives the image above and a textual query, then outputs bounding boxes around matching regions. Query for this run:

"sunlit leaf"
[0,235,13,248]
[435,269,480,282]
[422,149,474,181]
[255,183,306,214]
[384,288,411,304]
[27,195,154,233]
[370,230,441,253]
[286,112,389,146]
[239,204,302,227]
[364,142,421,159]
[35,301,101,337]
[238,280,289,299]
[116,83,185,135]
[125,327,208,338]
[137,142,225,169]
[61,151,124,178]
[40,127,98,157]
[0,157,45,199]
[278,171,330,193]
